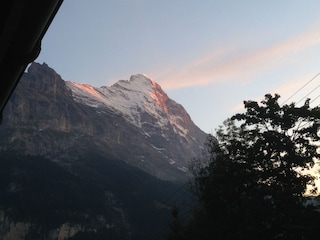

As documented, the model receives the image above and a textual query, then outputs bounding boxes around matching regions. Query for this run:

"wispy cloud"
[157,27,320,90]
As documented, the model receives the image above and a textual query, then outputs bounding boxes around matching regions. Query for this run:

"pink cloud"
[157,27,320,90]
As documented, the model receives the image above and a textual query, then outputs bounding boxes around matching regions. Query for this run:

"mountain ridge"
[0,62,207,239]
[66,73,198,140]
[1,62,207,182]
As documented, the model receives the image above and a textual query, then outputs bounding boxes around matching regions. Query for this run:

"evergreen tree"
[168,94,320,240]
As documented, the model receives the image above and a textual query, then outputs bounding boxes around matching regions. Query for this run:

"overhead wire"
[281,72,320,105]
[287,74,320,131]
[310,93,320,105]
[295,81,320,105]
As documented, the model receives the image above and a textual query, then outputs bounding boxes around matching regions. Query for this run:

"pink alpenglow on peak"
[66,74,195,139]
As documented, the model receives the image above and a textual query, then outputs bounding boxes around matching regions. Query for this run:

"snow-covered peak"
[130,73,156,86]
[66,74,188,138]
[110,74,160,95]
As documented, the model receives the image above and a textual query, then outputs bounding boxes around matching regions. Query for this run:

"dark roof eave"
[0,0,64,118]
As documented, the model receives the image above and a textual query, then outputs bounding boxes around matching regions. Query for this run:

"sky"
[36,0,320,134]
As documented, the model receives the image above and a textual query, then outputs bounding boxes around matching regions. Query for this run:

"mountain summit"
[67,73,196,141]
[1,62,207,181]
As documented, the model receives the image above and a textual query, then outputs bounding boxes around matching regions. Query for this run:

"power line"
[281,73,320,105]
[310,93,320,105]
[296,81,320,105]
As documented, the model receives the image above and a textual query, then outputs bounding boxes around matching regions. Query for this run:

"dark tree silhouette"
[167,94,320,240]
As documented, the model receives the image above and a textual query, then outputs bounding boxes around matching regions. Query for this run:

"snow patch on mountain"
[66,74,189,138]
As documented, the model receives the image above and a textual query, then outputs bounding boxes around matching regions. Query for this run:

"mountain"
[0,62,207,239]
[1,62,207,182]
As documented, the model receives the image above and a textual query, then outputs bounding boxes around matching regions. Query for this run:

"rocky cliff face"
[1,62,207,181]
[0,62,206,239]
[0,153,134,240]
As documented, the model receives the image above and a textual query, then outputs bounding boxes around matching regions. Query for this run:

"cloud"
[157,27,320,90]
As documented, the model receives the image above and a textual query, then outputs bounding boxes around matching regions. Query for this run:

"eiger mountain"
[1,62,207,181]
[0,62,207,239]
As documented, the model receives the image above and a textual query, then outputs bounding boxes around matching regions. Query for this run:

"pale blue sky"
[36,0,320,133]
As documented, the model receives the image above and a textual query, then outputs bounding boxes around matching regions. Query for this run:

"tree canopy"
[167,94,320,240]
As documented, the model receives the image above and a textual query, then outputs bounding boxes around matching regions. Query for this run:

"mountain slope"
[0,62,207,239]
[0,62,207,181]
